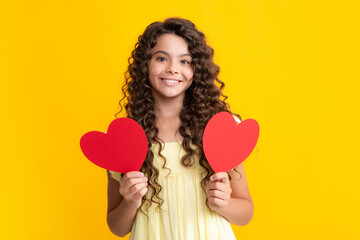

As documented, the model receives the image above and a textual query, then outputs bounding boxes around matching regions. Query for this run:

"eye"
[181,60,191,64]
[156,57,166,62]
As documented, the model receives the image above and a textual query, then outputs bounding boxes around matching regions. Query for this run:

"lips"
[160,78,182,82]
[160,78,182,87]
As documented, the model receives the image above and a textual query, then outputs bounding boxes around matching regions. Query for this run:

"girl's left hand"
[206,172,232,211]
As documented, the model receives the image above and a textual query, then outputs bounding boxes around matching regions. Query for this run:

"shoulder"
[228,163,252,201]
[228,163,244,180]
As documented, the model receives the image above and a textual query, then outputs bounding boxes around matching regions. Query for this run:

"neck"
[153,94,184,119]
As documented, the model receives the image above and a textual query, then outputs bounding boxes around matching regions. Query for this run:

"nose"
[166,61,179,74]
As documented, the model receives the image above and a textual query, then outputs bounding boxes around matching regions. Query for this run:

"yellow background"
[1,0,359,239]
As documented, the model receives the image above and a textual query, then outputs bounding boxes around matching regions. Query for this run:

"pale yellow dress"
[109,141,237,240]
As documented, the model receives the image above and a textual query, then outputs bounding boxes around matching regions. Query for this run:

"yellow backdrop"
[1,0,359,239]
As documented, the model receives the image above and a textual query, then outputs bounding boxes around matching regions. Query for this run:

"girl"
[106,17,253,239]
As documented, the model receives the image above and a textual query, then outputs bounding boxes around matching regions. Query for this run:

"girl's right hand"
[119,171,148,210]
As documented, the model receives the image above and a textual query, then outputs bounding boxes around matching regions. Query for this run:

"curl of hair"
[115,17,241,215]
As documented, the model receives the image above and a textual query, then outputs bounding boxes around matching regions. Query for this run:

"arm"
[106,170,148,237]
[206,163,254,226]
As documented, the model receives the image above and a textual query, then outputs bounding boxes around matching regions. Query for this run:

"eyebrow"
[153,50,191,58]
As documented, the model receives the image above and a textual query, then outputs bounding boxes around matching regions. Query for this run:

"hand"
[119,171,148,210]
[206,172,232,211]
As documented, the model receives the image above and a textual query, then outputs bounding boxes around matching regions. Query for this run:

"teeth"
[162,79,179,83]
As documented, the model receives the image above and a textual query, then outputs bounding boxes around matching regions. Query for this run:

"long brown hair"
[115,17,241,213]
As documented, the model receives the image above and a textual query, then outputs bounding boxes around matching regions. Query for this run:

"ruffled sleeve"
[233,114,241,123]
[109,170,122,182]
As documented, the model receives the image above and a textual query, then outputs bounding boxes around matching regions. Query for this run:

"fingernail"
[140,172,144,176]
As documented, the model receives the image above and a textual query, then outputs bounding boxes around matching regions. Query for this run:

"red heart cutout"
[203,112,259,172]
[80,118,148,173]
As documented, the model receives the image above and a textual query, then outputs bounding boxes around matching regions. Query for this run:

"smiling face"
[148,34,194,103]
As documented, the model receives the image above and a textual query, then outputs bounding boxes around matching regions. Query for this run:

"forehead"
[151,34,190,54]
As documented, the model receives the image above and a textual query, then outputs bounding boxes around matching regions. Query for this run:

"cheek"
[184,69,194,88]
[148,63,155,76]
[148,61,162,76]
[148,63,158,87]
[186,68,194,80]
[185,78,193,89]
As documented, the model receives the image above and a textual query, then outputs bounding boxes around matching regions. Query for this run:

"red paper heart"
[80,118,148,173]
[203,112,259,172]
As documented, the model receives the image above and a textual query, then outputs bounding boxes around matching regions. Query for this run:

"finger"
[122,176,148,190]
[128,181,148,196]
[208,196,227,208]
[138,186,148,197]
[120,171,144,184]
[207,181,226,192]
[129,186,148,203]
[207,189,229,200]
[120,171,145,185]
[210,172,229,183]
[120,178,147,197]
[132,185,148,197]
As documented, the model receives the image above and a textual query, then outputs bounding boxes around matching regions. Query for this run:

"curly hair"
[114,17,241,214]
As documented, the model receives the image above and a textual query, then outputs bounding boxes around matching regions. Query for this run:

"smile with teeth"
[161,78,181,83]
[160,78,183,87]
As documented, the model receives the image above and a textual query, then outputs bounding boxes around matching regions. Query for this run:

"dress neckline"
[151,140,182,145]
[164,141,182,144]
